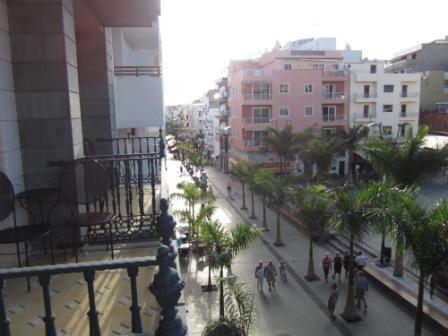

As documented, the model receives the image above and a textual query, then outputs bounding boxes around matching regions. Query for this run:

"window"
[382,126,392,135]
[253,130,267,146]
[322,106,336,121]
[363,105,369,118]
[383,105,393,112]
[304,106,313,116]
[279,84,289,94]
[252,83,271,99]
[312,64,324,70]
[384,85,394,92]
[279,107,289,117]
[322,128,337,138]
[412,53,417,60]
[401,104,407,117]
[304,83,314,94]
[370,64,377,73]
[252,107,271,123]
[444,73,448,93]
[284,63,292,70]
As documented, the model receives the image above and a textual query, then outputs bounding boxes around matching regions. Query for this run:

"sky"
[161,0,448,106]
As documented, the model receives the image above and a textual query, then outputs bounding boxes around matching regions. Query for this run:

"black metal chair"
[60,159,115,262]
[0,172,54,291]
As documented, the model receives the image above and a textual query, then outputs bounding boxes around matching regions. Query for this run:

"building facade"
[349,61,421,138]
[227,48,355,175]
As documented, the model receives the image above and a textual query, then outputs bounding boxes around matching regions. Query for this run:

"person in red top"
[322,252,333,283]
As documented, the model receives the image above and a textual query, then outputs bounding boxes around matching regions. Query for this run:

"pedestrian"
[355,251,367,271]
[429,274,436,299]
[333,252,342,283]
[227,182,232,199]
[328,283,339,320]
[264,260,277,292]
[356,271,369,309]
[255,261,264,291]
[322,253,333,283]
[343,251,350,278]
[180,164,183,173]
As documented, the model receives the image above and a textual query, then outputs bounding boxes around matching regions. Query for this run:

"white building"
[349,61,421,137]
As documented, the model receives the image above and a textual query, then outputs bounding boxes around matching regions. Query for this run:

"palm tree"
[253,169,274,231]
[263,123,300,174]
[336,125,366,180]
[392,193,448,336]
[229,161,249,210]
[202,277,257,336]
[304,137,343,181]
[245,163,260,219]
[330,184,377,322]
[268,176,292,246]
[202,221,260,319]
[171,182,214,236]
[294,185,332,281]
[359,125,448,276]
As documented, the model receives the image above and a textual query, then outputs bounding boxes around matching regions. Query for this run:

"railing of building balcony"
[244,140,262,147]
[97,135,164,157]
[243,117,272,124]
[400,92,419,98]
[400,111,419,118]
[355,112,377,119]
[0,257,158,336]
[322,115,345,123]
[114,66,162,77]
[353,92,378,99]
[322,92,346,99]
[323,70,346,77]
[243,93,272,100]
[49,152,162,243]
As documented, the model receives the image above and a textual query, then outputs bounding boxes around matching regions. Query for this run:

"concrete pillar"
[77,27,116,155]
[9,0,83,189]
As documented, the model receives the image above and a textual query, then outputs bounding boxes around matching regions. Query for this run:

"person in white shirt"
[355,251,367,271]
[254,261,264,291]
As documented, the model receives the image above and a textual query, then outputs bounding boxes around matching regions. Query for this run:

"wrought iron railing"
[97,134,165,157]
[0,257,158,336]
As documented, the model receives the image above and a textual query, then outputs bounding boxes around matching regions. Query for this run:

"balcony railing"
[244,140,263,147]
[243,93,272,100]
[114,66,162,77]
[322,115,345,123]
[323,70,346,77]
[400,92,419,98]
[322,92,346,100]
[354,112,377,120]
[353,92,378,99]
[243,117,271,124]
[399,112,419,119]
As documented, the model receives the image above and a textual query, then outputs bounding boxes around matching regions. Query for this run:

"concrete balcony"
[242,118,272,127]
[322,115,346,124]
[244,140,263,148]
[215,109,230,118]
[322,70,347,80]
[243,93,272,104]
[399,111,419,120]
[400,92,419,101]
[354,113,377,122]
[353,92,378,103]
[215,125,231,136]
[322,92,346,102]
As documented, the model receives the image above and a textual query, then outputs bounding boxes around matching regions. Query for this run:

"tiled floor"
[3,243,161,336]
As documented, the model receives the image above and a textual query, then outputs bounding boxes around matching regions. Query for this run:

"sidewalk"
[204,164,445,336]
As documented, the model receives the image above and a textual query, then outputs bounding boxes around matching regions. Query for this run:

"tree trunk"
[274,209,284,246]
[219,266,224,319]
[414,272,425,336]
[341,235,361,322]
[305,237,319,281]
[262,198,268,231]
[208,262,212,288]
[250,189,256,219]
[241,182,247,210]
[393,234,404,277]
[380,231,385,265]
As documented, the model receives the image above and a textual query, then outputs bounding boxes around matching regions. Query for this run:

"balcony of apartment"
[215,104,230,119]
[399,111,419,120]
[242,117,272,128]
[0,135,189,336]
[354,112,377,122]
[243,140,263,150]
[355,73,378,82]
[322,92,346,102]
[400,92,419,102]
[322,70,347,81]
[215,125,232,136]
[242,93,272,105]
[353,92,378,103]
[322,114,346,125]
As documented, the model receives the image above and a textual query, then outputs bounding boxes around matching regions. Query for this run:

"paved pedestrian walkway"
[202,163,444,336]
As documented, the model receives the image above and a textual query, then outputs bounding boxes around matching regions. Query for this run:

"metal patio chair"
[60,159,115,262]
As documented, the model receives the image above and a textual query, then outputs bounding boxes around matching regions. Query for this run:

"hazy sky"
[161,0,447,106]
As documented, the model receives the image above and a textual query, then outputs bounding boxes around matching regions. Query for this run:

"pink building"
[228,49,350,175]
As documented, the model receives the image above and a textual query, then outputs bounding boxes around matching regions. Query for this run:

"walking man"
[322,253,333,283]
[343,251,350,278]
[264,260,277,292]
[355,251,367,271]
[227,182,232,200]
[356,271,369,309]
[328,283,339,320]
[255,261,264,291]
[333,252,342,283]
